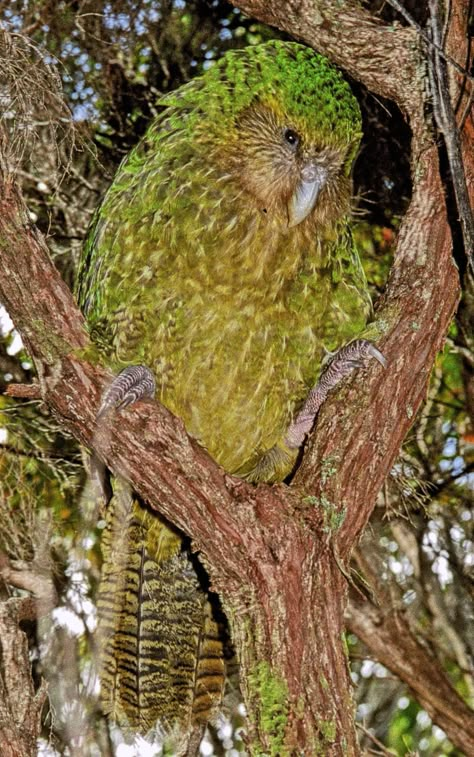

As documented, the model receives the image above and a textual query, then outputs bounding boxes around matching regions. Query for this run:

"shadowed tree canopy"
[0,1,472,755]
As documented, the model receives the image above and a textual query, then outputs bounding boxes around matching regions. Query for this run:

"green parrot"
[76,39,382,750]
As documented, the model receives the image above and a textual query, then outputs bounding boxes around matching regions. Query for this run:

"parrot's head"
[233,94,359,229]
[161,40,362,230]
[214,41,362,229]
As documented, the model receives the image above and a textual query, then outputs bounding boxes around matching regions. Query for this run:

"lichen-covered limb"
[230,534,358,756]
[285,340,386,449]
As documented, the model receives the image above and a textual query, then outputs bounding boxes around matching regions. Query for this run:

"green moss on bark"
[248,661,289,756]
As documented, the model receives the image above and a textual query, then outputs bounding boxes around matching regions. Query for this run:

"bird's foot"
[98,365,156,418]
[285,339,386,449]
[93,366,155,505]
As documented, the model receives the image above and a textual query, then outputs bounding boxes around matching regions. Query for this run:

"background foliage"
[0,1,472,754]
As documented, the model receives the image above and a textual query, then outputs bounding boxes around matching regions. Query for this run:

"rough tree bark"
[0,576,49,757]
[0,0,472,754]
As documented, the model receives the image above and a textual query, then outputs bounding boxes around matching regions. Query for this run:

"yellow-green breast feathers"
[77,39,369,476]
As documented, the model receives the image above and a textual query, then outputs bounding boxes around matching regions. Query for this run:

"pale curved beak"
[288,163,328,228]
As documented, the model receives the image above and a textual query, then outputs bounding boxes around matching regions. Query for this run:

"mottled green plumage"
[77,40,370,741]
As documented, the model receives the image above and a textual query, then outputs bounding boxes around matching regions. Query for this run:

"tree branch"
[0,552,57,620]
[231,0,421,118]
[297,147,460,558]
[346,591,474,754]
[428,0,474,266]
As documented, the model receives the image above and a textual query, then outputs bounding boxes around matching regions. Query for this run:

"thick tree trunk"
[222,519,356,753]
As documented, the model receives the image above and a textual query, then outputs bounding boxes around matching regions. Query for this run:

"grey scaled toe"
[98,365,156,418]
[321,339,387,381]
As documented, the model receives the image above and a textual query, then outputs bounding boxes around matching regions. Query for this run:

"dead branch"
[346,591,474,754]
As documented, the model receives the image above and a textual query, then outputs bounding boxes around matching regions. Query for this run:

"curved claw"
[323,339,387,381]
[98,365,156,418]
[366,342,387,369]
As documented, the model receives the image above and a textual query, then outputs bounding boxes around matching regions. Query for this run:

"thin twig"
[428,0,474,265]
[4,382,41,398]
[386,0,474,81]
[356,722,398,756]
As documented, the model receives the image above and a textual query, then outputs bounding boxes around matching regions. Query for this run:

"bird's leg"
[285,339,386,450]
[98,364,156,417]
[89,453,113,512]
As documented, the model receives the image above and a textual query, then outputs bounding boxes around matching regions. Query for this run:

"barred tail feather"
[192,601,226,724]
[97,480,225,742]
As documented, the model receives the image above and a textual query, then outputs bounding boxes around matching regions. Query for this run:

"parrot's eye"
[283,128,300,149]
